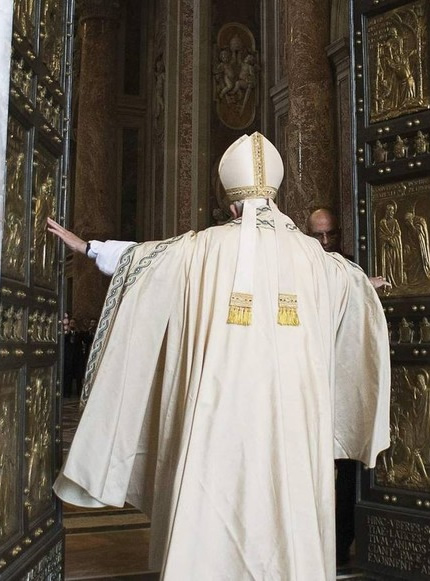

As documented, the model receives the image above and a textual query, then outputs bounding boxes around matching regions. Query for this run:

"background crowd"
[62,314,97,398]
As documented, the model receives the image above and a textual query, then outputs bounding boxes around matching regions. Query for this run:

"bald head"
[307,208,341,253]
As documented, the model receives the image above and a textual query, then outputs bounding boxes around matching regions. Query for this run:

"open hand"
[369,276,391,290]
[47,217,87,254]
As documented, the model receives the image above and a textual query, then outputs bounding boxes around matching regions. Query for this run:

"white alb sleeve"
[87,240,136,276]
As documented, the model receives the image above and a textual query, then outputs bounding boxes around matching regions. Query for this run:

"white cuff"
[87,240,136,276]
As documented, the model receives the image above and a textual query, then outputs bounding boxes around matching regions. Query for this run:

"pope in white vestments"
[50,133,390,581]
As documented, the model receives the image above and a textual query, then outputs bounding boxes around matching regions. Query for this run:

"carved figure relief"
[26,368,54,520]
[398,317,414,343]
[378,201,404,288]
[420,317,430,343]
[14,0,36,39]
[37,85,61,132]
[376,366,430,491]
[388,316,430,344]
[393,135,408,159]
[28,310,56,343]
[32,149,58,289]
[373,140,388,164]
[3,118,28,281]
[372,131,430,163]
[0,304,25,342]
[403,204,430,285]
[414,130,430,155]
[213,24,259,129]
[40,0,64,80]
[0,371,20,542]
[372,178,430,297]
[10,56,33,100]
[368,0,429,122]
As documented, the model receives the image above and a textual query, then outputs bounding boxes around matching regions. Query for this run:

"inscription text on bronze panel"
[357,508,430,579]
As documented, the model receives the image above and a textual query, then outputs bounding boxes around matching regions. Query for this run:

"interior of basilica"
[2,0,430,579]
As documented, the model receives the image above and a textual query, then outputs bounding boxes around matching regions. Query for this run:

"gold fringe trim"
[278,293,300,326]
[227,292,253,326]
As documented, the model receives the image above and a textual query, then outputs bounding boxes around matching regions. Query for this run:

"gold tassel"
[278,293,300,326]
[227,292,253,326]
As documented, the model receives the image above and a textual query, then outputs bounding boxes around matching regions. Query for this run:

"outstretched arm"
[48,216,136,275]
[47,217,87,254]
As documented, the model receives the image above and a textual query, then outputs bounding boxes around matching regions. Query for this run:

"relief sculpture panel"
[32,148,58,289]
[367,0,430,123]
[40,0,64,81]
[13,0,36,42]
[0,370,21,543]
[25,367,55,523]
[371,177,430,297]
[0,303,26,343]
[376,365,430,492]
[3,118,28,281]
[213,23,259,130]
[28,310,56,343]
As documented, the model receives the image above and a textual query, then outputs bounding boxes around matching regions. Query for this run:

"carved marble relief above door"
[0,0,74,579]
[213,22,260,130]
[352,1,430,579]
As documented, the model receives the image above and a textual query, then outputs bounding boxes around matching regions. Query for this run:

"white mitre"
[219,132,284,202]
[218,133,298,328]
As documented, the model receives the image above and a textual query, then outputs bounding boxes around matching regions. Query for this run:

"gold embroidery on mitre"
[253,132,265,190]
[225,185,278,202]
[227,292,253,326]
[278,293,300,326]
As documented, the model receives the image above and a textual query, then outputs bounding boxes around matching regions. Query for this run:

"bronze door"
[0,0,74,578]
[351,0,430,579]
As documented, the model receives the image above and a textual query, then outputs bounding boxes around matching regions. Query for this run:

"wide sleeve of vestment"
[53,231,196,508]
[327,253,391,468]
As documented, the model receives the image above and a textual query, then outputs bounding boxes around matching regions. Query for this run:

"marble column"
[0,0,13,259]
[282,0,337,230]
[72,0,120,322]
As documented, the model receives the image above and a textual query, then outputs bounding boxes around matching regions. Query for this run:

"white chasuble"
[54,207,390,581]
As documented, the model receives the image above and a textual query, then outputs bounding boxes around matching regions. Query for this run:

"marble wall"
[0,0,14,263]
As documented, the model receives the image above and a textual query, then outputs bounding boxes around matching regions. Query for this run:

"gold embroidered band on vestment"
[277,293,300,326]
[227,292,253,326]
[225,185,278,202]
